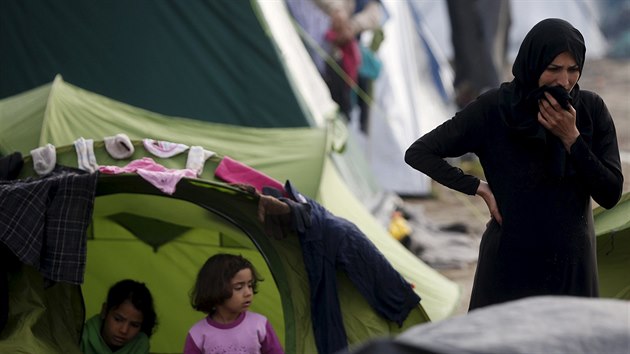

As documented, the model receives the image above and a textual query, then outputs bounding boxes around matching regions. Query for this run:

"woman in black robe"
[405,18,624,310]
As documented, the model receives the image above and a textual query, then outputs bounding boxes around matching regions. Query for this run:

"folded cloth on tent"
[284,180,421,354]
[0,167,97,285]
[99,157,197,195]
[214,156,286,196]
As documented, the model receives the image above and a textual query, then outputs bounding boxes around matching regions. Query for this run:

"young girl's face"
[101,299,144,350]
[219,268,254,316]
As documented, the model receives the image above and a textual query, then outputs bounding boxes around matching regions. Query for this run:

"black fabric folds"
[527,85,573,110]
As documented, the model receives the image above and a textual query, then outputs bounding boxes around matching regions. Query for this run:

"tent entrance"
[83,187,285,354]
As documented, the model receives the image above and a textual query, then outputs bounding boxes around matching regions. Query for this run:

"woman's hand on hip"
[476,180,503,225]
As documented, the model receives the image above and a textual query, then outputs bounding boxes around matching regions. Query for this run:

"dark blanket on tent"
[283,181,421,354]
[344,296,630,354]
[0,167,98,285]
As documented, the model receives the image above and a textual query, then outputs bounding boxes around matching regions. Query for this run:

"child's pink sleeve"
[261,320,285,354]
[183,333,203,354]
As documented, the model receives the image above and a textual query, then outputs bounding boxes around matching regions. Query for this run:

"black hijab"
[499,18,586,179]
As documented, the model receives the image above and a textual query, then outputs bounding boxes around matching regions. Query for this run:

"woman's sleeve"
[404,100,487,195]
[261,320,285,354]
[570,94,624,208]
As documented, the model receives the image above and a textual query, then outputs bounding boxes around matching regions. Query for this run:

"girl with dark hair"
[405,18,623,310]
[81,279,157,354]
[183,253,284,354]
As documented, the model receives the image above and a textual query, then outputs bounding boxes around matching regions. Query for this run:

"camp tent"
[0,77,461,353]
[366,0,456,196]
[285,0,456,197]
[595,191,630,300]
[0,0,408,223]
[0,0,329,128]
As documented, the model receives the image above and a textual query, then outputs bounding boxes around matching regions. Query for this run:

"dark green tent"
[0,0,315,128]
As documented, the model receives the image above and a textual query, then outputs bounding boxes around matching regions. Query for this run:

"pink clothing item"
[183,311,284,354]
[98,157,197,195]
[214,156,286,196]
[325,30,361,84]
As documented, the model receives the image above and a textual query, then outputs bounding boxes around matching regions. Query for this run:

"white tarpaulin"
[358,0,456,196]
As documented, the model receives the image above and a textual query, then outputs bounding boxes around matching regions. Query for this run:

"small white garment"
[185,146,216,176]
[143,139,189,158]
[74,137,99,173]
[104,133,134,159]
[30,143,57,175]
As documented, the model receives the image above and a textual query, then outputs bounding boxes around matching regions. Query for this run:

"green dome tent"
[0,78,461,353]
[595,192,630,300]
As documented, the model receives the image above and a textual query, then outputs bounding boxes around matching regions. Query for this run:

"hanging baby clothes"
[30,144,57,176]
[143,139,189,158]
[74,138,99,173]
[104,133,135,159]
[186,146,216,177]
[98,157,197,195]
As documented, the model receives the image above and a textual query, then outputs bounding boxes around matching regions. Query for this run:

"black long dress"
[405,87,623,310]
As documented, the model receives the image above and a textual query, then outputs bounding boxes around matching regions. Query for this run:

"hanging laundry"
[214,156,285,196]
[30,144,57,176]
[74,137,99,173]
[0,168,97,285]
[99,157,197,195]
[185,146,216,176]
[143,139,189,158]
[104,133,134,159]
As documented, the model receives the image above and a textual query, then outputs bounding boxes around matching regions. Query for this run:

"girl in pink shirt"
[183,254,284,354]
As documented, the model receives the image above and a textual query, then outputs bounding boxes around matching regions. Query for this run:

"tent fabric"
[0,79,460,353]
[286,0,456,196]
[0,0,410,223]
[1,266,84,354]
[595,191,630,300]
[0,0,309,128]
[366,0,455,196]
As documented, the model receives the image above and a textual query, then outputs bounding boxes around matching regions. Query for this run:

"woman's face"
[538,51,580,92]
[101,299,144,350]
